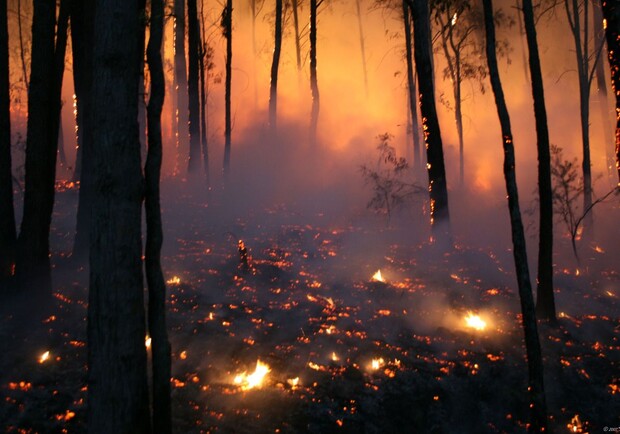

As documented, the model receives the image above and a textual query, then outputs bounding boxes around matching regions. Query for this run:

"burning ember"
[166,276,181,285]
[233,359,271,391]
[370,357,385,370]
[145,336,152,349]
[287,377,300,389]
[38,351,50,364]
[371,270,385,282]
[464,312,487,331]
[567,414,583,433]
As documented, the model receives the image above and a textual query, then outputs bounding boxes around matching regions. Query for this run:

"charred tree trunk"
[269,0,283,131]
[309,0,319,145]
[187,0,201,173]
[410,0,451,242]
[57,107,67,167]
[72,0,95,258]
[403,0,421,172]
[199,6,210,188]
[175,0,188,175]
[483,0,548,430]
[292,0,301,71]
[223,0,232,179]
[53,0,70,169]
[355,0,368,96]
[146,0,172,430]
[602,0,620,184]
[0,0,16,283]
[17,0,28,89]
[522,0,555,322]
[17,0,58,285]
[87,0,150,432]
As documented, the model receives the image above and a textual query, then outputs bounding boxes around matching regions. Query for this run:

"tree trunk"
[223,0,232,179]
[146,0,172,430]
[483,0,548,430]
[309,0,319,145]
[72,0,95,258]
[601,0,620,184]
[187,0,201,173]
[53,0,70,169]
[409,0,451,242]
[175,0,188,175]
[199,5,210,188]
[0,0,16,282]
[355,0,368,96]
[17,0,58,285]
[455,63,464,185]
[269,0,283,131]
[17,0,28,89]
[292,0,301,72]
[403,0,421,172]
[87,0,150,432]
[522,0,555,322]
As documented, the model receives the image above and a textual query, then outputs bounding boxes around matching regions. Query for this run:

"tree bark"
[403,0,421,172]
[0,0,16,282]
[483,1,548,430]
[309,0,320,145]
[602,0,620,184]
[187,0,201,173]
[175,0,188,175]
[292,0,301,71]
[17,0,58,284]
[223,0,232,179]
[269,0,283,131]
[87,0,150,432]
[52,0,70,169]
[522,0,555,322]
[146,0,172,431]
[199,5,210,188]
[410,0,451,242]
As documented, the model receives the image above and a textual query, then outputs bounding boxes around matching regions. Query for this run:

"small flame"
[331,352,339,362]
[567,414,583,433]
[287,377,300,389]
[371,270,385,282]
[451,12,458,26]
[234,360,270,390]
[464,312,487,331]
[166,276,181,285]
[145,336,152,348]
[370,357,385,370]
[39,351,50,364]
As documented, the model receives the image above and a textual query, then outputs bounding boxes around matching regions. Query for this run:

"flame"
[370,357,385,370]
[39,351,50,364]
[233,360,271,390]
[567,414,583,433]
[464,312,487,331]
[451,12,458,26]
[371,270,385,282]
[287,377,300,389]
[166,276,181,285]
[145,336,152,348]
[331,352,339,362]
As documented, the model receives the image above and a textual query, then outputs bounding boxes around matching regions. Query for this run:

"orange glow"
[38,351,50,364]
[233,360,271,391]
[464,312,487,331]
[371,270,384,282]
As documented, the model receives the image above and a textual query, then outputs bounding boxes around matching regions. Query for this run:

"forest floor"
[0,180,619,433]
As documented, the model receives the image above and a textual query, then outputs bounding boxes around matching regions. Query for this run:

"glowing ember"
[567,414,583,433]
[166,276,181,285]
[233,360,271,390]
[371,270,385,282]
[287,377,300,389]
[464,312,487,331]
[330,352,340,362]
[39,351,50,364]
[370,357,385,370]
[145,336,152,348]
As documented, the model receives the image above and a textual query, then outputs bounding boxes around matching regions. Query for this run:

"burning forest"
[1,0,620,433]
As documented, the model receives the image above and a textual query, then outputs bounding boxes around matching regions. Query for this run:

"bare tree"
[188,0,202,173]
[222,0,233,179]
[309,0,321,145]
[601,0,620,184]
[87,0,150,431]
[174,0,188,175]
[269,0,284,130]
[483,0,548,429]
[403,0,422,171]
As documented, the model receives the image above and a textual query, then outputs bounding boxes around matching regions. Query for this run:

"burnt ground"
[1,182,619,433]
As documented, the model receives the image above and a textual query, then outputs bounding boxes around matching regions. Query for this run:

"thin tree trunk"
[87,0,150,431]
[187,0,201,173]
[199,3,210,188]
[522,0,555,322]
[71,0,95,258]
[53,0,70,169]
[292,0,301,71]
[223,0,232,179]
[146,0,171,430]
[592,0,615,181]
[602,0,620,184]
[483,0,548,430]
[17,0,28,89]
[269,0,283,131]
[403,0,421,172]
[355,0,368,96]
[17,0,58,284]
[410,0,451,242]
[309,0,319,145]
[175,0,188,175]
[0,0,16,282]
[455,64,464,185]
[58,106,67,166]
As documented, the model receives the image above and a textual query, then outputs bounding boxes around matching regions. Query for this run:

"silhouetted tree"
[175,0,188,174]
[309,0,321,145]
[291,0,302,71]
[409,0,451,241]
[222,0,232,178]
[355,0,368,96]
[483,0,548,429]
[87,0,150,432]
[188,0,202,173]
[602,0,620,184]
[0,0,16,283]
[52,0,70,170]
[403,0,422,171]
[269,0,283,130]
[199,5,212,188]
[522,0,555,322]
[146,0,172,430]
[17,0,58,285]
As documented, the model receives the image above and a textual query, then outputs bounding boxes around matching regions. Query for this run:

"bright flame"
[166,276,181,285]
[287,377,300,389]
[370,357,385,370]
[567,414,583,433]
[39,351,50,364]
[331,352,339,362]
[145,336,152,348]
[451,12,458,26]
[371,270,385,282]
[234,360,270,390]
[464,312,487,331]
